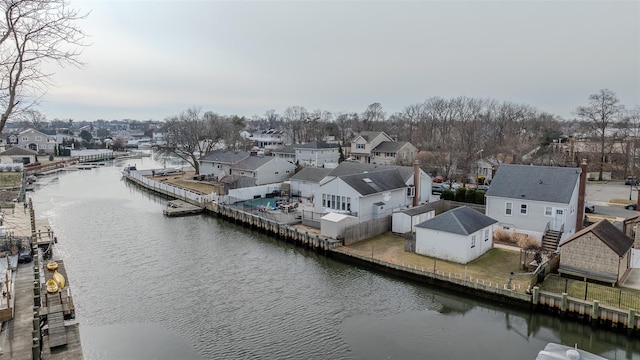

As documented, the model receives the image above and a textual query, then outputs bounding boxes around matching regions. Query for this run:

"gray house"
[272,141,340,167]
[485,164,582,247]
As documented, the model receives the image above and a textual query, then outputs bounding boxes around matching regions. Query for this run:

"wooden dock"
[163,200,204,217]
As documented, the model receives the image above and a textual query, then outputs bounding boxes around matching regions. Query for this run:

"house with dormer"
[8,129,56,154]
[485,164,583,249]
[350,131,417,165]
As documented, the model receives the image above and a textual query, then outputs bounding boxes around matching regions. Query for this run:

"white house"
[289,167,332,199]
[392,205,435,234]
[272,141,340,167]
[313,168,418,222]
[415,206,498,264]
[241,129,290,150]
[485,164,583,244]
[0,147,38,165]
[199,150,251,179]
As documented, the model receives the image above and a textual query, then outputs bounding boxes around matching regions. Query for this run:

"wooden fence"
[344,216,391,245]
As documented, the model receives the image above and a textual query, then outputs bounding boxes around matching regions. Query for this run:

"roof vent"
[363,178,372,183]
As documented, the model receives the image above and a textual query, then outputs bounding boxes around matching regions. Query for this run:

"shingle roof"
[293,141,339,149]
[339,169,406,196]
[327,162,415,182]
[400,204,434,216]
[271,145,295,155]
[233,156,277,171]
[415,206,497,235]
[199,150,250,164]
[486,164,580,203]
[290,167,332,182]
[560,220,634,257]
[373,141,410,152]
[0,147,38,156]
[354,131,383,142]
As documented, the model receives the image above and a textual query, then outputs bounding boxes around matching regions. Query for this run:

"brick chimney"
[576,159,588,231]
[413,160,420,207]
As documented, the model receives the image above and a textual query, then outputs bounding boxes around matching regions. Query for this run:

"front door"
[552,209,564,231]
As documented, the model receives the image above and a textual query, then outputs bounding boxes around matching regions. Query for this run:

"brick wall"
[561,233,619,276]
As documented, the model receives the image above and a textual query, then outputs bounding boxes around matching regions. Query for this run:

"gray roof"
[339,169,406,196]
[561,220,633,257]
[293,141,339,149]
[327,162,416,182]
[373,141,410,152]
[290,167,332,182]
[233,156,276,171]
[400,204,435,216]
[486,164,581,204]
[200,150,250,164]
[0,147,38,156]
[415,206,498,235]
[271,145,295,155]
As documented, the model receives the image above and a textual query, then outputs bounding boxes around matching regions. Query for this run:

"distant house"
[0,147,38,165]
[241,129,290,150]
[414,206,497,264]
[288,167,332,199]
[199,150,295,186]
[485,164,582,245]
[272,141,340,167]
[349,131,417,165]
[9,129,56,154]
[558,220,633,285]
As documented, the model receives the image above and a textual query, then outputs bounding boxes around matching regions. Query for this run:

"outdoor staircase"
[541,229,563,253]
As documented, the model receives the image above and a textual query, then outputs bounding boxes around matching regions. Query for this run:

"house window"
[386,152,395,157]
[22,136,28,141]
[471,235,476,248]
[36,136,42,141]
[275,171,279,175]
[347,197,351,211]
[356,143,365,149]
[341,196,346,211]
[484,229,489,241]
[544,207,552,216]
[331,195,335,209]
[374,152,380,157]
[322,194,326,207]
[505,202,512,216]
[406,186,415,197]
[520,204,527,215]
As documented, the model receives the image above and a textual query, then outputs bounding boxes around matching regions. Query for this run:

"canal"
[30,157,640,359]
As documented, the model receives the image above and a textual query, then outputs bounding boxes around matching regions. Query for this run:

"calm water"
[30,157,640,360]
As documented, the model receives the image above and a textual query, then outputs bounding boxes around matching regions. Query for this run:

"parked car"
[432,184,446,195]
[625,203,637,210]
[433,176,444,183]
[584,202,595,213]
[476,185,490,191]
[626,176,638,185]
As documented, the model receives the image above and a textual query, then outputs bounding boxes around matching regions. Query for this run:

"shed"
[392,205,435,234]
[320,212,358,240]
[558,220,634,285]
[415,206,497,264]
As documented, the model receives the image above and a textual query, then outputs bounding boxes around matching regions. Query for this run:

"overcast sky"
[39,0,639,122]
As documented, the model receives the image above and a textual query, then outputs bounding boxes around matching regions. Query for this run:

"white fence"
[128,171,218,203]
[220,183,284,204]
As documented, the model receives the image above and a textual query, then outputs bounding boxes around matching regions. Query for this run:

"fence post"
[532,286,539,305]
[627,309,635,330]
[561,293,568,312]
[592,300,600,323]
[584,282,588,300]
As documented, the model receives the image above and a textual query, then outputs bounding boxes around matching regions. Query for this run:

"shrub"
[441,189,455,200]
[454,188,466,202]
[464,189,476,203]
[475,190,486,204]
[493,229,513,244]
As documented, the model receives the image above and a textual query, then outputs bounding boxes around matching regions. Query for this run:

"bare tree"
[161,107,225,175]
[575,89,625,180]
[0,0,87,133]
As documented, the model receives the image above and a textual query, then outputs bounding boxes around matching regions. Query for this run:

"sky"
[38,0,640,122]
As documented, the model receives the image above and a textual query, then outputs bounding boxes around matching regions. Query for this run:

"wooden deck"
[163,200,204,217]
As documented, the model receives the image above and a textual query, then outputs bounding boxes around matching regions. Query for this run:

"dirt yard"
[150,171,220,195]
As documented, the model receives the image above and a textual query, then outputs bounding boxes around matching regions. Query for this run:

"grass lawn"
[0,172,22,188]
[345,232,533,293]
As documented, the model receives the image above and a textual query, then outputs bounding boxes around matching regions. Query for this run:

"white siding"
[254,158,296,185]
[290,179,320,199]
[415,225,494,264]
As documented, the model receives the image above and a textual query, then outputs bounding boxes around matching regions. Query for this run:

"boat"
[535,343,606,360]
[46,261,58,271]
[53,270,65,289]
[46,279,59,293]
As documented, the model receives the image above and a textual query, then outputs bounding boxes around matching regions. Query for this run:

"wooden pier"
[163,200,204,217]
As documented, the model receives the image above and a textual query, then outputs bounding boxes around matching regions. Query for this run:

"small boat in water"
[53,270,65,289]
[47,261,58,271]
[46,279,59,293]
[536,343,606,360]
